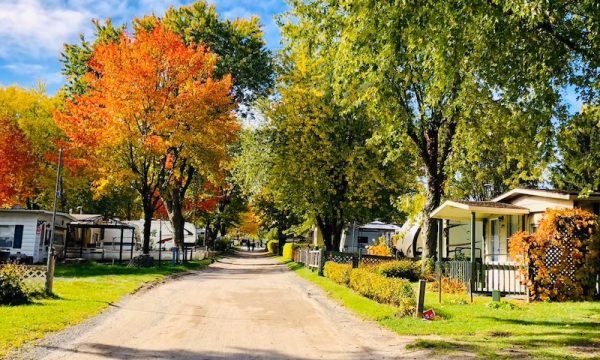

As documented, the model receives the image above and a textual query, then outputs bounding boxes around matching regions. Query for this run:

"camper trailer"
[0,209,75,264]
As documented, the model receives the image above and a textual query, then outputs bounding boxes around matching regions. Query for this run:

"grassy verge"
[0,260,211,358]
[287,261,600,359]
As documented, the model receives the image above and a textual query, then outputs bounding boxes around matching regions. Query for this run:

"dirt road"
[29,251,427,359]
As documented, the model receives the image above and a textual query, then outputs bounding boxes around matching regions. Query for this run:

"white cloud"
[0,0,286,93]
[2,62,45,75]
[0,0,90,59]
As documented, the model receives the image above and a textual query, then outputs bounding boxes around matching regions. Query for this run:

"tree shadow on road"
[39,343,410,359]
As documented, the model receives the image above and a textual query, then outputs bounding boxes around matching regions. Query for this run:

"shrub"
[214,239,232,252]
[367,236,392,256]
[282,243,308,261]
[324,261,353,285]
[509,208,600,301]
[376,260,420,281]
[267,240,279,254]
[349,267,415,315]
[415,258,436,281]
[282,243,296,261]
[0,264,30,305]
[429,277,467,294]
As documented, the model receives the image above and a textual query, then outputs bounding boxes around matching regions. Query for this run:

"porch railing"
[438,260,528,295]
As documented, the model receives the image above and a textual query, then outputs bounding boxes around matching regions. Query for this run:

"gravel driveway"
[21,251,428,360]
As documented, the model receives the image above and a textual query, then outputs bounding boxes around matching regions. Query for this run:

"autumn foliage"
[56,23,236,175]
[0,118,37,207]
[509,208,600,301]
[367,237,392,256]
[56,23,238,252]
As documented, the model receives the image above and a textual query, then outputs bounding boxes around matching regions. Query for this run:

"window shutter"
[13,225,23,249]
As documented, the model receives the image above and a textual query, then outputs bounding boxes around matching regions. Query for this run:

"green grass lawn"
[287,261,600,359]
[0,260,210,358]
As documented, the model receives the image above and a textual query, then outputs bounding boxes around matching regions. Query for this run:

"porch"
[431,200,530,295]
[65,215,137,263]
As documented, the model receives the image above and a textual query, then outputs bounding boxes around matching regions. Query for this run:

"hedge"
[282,243,299,261]
[349,267,415,316]
[375,260,420,282]
[267,240,279,254]
[324,261,352,285]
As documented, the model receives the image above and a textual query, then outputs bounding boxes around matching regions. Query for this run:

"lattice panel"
[359,255,395,267]
[0,265,46,293]
[545,242,576,283]
[326,252,354,264]
[21,266,47,293]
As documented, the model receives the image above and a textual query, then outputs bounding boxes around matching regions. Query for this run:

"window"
[358,236,368,244]
[13,225,23,249]
[0,225,23,249]
[507,215,520,238]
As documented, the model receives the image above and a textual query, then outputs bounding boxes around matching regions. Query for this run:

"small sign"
[422,309,436,320]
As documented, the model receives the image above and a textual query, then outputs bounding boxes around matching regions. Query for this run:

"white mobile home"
[124,220,198,250]
[0,209,75,264]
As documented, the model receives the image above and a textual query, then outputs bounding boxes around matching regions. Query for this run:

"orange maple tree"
[56,23,238,253]
[0,118,37,207]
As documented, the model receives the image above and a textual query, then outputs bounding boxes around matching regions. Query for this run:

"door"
[491,219,500,261]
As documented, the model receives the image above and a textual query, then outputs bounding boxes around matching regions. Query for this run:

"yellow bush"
[267,240,279,254]
[376,260,420,281]
[367,237,392,256]
[324,261,352,285]
[429,277,467,294]
[282,243,298,261]
[349,267,415,316]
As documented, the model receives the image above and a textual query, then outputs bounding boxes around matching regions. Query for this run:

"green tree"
[552,107,600,195]
[283,0,596,261]
[236,47,412,251]
[233,129,303,253]
[161,2,273,106]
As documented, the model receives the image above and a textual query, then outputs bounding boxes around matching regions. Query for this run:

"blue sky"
[0,0,288,94]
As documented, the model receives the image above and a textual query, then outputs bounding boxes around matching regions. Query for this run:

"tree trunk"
[165,187,186,250]
[163,162,194,256]
[332,219,344,252]
[277,226,286,256]
[316,216,335,252]
[142,203,153,255]
[420,173,442,264]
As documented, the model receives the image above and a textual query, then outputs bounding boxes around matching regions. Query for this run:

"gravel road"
[19,250,428,360]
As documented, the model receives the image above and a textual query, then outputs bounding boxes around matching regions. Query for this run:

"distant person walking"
[246,240,250,251]
[251,241,256,252]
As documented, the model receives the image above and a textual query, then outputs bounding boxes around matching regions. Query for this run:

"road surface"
[26,251,427,359]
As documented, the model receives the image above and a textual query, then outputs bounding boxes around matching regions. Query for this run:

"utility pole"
[158,218,162,268]
[46,148,62,295]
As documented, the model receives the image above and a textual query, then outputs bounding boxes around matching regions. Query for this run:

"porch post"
[482,218,488,291]
[470,211,476,303]
[119,227,124,264]
[130,228,134,260]
[444,220,450,258]
[482,219,487,262]
[437,219,443,261]
[437,219,443,304]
